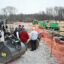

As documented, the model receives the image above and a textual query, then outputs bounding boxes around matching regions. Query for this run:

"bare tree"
[2,6,16,15]
[1,6,64,22]
[1,6,17,21]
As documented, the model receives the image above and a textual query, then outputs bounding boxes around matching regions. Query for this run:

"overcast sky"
[0,0,64,14]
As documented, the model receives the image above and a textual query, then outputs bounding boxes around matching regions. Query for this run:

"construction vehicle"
[33,19,38,25]
[0,35,26,63]
[0,19,26,63]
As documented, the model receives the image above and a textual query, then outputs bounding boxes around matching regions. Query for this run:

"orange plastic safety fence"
[42,32,64,64]
[35,27,64,64]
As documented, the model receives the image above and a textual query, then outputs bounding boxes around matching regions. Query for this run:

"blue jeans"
[23,42,27,50]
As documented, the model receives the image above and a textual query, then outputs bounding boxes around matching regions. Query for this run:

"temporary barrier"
[17,22,22,25]
[41,31,64,64]
[35,22,64,64]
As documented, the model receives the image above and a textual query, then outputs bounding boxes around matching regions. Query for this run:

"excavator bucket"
[0,35,26,63]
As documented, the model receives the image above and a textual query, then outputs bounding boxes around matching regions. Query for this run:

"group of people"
[14,25,38,51]
[1,24,39,51]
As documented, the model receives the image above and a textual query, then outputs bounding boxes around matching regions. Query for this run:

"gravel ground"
[0,39,58,64]
[0,23,58,64]
[11,40,58,64]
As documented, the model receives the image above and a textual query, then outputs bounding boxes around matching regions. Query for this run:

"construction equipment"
[0,35,26,63]
[33,19,38,25]
[0,18,26,63]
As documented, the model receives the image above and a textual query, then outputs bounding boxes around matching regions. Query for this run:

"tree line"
[0,6,64,23]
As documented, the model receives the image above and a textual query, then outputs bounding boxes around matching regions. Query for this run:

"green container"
[39,22,47,27]
[50,22,59,28]
[33,19,38,25]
